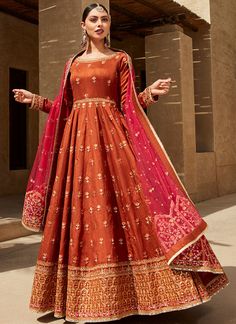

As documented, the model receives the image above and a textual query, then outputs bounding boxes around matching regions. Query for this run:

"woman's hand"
[12,89,33,104]
[149,78,172,97]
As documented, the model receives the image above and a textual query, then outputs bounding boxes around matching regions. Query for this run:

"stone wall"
[0,12,38,196]
[145,25,197,197]
[210,0,236,195]
[161,0,236,199]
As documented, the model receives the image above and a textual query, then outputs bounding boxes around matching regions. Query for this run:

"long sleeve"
[119,53,159,111]
[137,86,159,109]
[29,95,53,113]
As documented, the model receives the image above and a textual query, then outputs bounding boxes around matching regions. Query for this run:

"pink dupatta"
[123,54,207,263]
[22,58,73,232]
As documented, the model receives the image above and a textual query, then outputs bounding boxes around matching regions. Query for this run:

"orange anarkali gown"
[28,51,228,322]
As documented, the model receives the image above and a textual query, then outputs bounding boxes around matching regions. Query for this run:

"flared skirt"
[30,98,228,322]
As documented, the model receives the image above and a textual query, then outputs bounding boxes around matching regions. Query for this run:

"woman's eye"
[89,17,98,22]
[89,17,109,23]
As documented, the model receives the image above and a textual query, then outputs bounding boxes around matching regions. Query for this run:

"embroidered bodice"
[70,52,122,106]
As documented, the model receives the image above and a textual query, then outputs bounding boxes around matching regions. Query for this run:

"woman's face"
[81,7,111,42]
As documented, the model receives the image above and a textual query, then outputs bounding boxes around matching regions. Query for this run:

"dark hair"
[82,3,109,22]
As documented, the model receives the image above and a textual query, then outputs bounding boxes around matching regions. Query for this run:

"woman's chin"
[89,36,106,43]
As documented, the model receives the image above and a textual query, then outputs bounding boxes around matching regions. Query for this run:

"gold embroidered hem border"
[170,264,224,274]
[22,190,45,231]
[30,298,210,323]
[29,257,228,322]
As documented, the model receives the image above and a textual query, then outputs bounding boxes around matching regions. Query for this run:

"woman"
[13,3,228,323]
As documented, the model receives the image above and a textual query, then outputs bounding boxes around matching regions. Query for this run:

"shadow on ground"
[196,193,236,218]
[0,241,40,272]
[36,267,235,324]
[208,240,232,247]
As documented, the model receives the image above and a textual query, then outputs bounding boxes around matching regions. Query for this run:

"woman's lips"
[95,29,104,34]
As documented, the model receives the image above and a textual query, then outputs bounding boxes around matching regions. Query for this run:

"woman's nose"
[97,19,103,26]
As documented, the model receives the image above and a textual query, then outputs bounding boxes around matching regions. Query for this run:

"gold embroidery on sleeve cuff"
[29,94,45,111]
[140,86,159,107]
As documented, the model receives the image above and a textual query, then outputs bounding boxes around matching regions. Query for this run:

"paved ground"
[0,193,235,324]
[0,194,31,242]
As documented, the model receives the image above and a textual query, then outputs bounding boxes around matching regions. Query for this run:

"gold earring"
[104,33,110,47]
[80,29,88,48]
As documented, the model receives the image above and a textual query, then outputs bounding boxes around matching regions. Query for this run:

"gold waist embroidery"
[73,98,116,109]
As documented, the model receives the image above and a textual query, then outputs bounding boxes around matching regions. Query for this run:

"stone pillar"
[210,0,236,195]
[38,0,109,134]
[185,25,218,201]
[145,25,197,196]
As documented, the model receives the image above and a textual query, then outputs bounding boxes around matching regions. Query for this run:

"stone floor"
[0,194,31,242]
[0,193,235,324]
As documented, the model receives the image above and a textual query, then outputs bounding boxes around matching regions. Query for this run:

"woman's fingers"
[13,89,25,102]
[159,83,170,87]
[159,83,170,89]
[12,89,24,95]
[157,78,170,82]
[12,89,33,104]
[151,78,173,96]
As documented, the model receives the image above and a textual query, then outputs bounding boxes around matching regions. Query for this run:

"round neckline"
[75,52,119,62]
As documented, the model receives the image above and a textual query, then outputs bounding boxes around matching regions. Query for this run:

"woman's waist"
[73,97,117,109]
